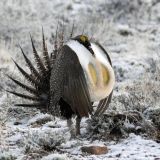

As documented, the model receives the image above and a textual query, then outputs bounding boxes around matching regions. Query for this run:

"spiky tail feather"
[7,25,68,112]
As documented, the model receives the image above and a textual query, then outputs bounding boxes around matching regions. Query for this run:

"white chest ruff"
[66,40,115,102]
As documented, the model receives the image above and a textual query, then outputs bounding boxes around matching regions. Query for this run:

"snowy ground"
[1,112,160,160]
[0,0,160,159]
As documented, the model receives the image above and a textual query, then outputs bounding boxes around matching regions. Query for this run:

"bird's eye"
[80,35,88,43]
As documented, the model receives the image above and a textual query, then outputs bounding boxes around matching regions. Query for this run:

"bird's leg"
[67,118,75,138]
[76,116,81,136]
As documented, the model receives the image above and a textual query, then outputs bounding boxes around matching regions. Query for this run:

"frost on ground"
[0,0,160,159]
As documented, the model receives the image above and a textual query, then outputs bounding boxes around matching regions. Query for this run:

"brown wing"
[61,45,93,117]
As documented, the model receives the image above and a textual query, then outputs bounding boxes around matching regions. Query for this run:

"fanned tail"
[7,30,53,112]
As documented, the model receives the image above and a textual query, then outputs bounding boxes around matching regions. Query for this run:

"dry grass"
[88,55,160,141]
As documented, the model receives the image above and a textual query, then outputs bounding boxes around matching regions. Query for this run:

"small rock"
[14,121,22,125]
[117,24,134,36]
[81,145,108,155]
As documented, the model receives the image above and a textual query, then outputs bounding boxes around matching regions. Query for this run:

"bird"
[7,27,115,137]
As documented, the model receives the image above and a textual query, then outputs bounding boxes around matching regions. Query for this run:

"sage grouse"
[7,30,115,137]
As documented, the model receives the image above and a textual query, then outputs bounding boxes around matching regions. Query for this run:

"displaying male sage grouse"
[7,28,115,137]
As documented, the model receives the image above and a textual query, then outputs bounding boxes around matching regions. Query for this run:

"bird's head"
[72,35,95,56]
